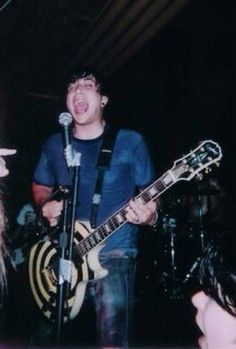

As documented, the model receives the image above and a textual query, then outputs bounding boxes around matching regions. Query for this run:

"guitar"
[27,140,222,322]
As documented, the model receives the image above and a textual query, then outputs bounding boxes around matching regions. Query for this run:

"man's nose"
[75,85,83,94]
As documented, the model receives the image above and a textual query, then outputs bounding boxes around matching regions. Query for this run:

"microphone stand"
[55,150,81,346]
[196,178,206,251]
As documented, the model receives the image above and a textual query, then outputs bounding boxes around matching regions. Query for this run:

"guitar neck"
[77,169,176,257]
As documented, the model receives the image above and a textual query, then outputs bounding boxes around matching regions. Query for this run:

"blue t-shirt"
[33,129,156,255]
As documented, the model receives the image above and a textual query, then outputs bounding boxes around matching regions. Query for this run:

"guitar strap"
[90,124,119,228]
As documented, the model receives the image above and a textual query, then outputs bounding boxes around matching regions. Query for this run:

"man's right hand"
[42,200,64,226]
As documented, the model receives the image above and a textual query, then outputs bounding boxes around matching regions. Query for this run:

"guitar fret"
[111,217,120,229]
[107,220,116,231]
[140,191,151,204]
[92,231,101,243]
[104,223,110,233]
[88,235,96,247]
[79,243,87,255]
[84,239,91,252]
[99,227,108,239]
[120,208,127,220]
[73,246,84,263]
[154,181,166,192]
[103,225,110,235]
[76,244,84,257]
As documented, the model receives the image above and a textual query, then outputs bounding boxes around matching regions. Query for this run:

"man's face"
[66,74,108,126]
[191,290,236,349]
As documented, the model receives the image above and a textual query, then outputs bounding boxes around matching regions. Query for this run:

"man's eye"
[85,83,94,89]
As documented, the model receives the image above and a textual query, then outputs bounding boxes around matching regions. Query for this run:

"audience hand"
[0,148,17,177]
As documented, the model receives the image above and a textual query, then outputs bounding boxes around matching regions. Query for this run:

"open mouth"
[74,100,88,114]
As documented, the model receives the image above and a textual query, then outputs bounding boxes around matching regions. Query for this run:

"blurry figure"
[16,203,36,226]
[188,177,225,228]
[0,147,16,291]
[11,203,38,266]
[0,199,7,292]
[191,237,236,349]
[166,175,228,251]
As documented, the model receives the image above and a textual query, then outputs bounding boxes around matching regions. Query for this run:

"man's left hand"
[126,199,158,225]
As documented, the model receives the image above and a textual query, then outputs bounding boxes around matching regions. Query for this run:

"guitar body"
[27,221,107,321]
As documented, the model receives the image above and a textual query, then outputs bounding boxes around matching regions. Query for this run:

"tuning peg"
[215,162,220,167]
[205,167,211,174]
[207,156,213,161]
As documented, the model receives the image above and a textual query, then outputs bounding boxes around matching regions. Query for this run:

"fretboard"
[76,169,176,257]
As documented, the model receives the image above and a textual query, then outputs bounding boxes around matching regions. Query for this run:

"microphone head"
[58,112,72,127]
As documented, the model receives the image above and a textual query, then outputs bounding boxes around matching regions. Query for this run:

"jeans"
[88,255,136,348]
[29,255,136,348]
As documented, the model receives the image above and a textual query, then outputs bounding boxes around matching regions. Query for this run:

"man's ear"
[101,95,109,107]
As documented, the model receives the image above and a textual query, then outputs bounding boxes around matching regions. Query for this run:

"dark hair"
[199,236,236,316]
[65,68,108,96]
[0,183,9,294]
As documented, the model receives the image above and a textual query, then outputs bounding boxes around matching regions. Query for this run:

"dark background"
[3,0,235,205]
[0,0,235,347]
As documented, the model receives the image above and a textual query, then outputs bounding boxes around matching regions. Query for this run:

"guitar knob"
[205,167,212,174]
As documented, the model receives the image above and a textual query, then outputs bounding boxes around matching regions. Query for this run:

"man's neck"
[73,120,105,140]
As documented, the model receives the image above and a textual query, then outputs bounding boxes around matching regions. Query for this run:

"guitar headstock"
[170,140,223,182]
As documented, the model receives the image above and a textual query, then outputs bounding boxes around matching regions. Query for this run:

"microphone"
[58,112,73,167]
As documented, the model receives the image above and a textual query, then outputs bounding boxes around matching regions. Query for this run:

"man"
[191,237,236,349]
[32,69,158,348]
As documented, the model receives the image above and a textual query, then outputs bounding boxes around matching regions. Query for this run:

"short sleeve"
[33,139,57,187]
[131,135,156,189]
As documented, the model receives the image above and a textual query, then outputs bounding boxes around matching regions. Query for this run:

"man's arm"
[32,182,53,206]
